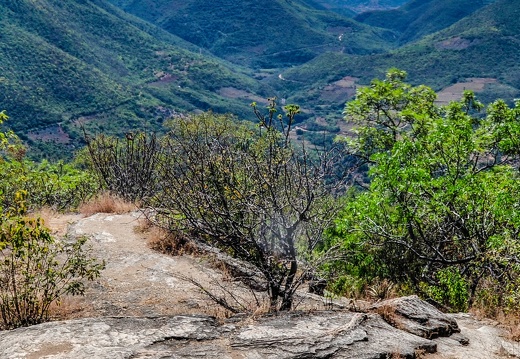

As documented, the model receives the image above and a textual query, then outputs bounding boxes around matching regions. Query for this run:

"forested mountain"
[2,0,520,158]
[314,0,407,15]
[0,0,268,154]
[354,0,496,44]
[276,0,520,119]
[107,0,398,68]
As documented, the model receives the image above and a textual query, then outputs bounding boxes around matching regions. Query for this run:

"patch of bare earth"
[320,76,359,103]
[436,78,497,105]
[47,212,278,320]
[27,124,71,144]
[435,37,479,51]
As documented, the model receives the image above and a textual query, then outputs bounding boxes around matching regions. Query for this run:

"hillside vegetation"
[0,0,269,157]
[314,0,407,15]
[3,0,520,160]
[354,0,495,44]
[107,0,398,68]
[276,0,520,119]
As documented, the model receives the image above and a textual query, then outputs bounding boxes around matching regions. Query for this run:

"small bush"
[0,192,104,329]
[2,112,97,213]
[83,132,160,202]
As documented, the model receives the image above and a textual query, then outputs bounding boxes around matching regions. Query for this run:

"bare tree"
[151,101,353,311]
[83,131,160,202]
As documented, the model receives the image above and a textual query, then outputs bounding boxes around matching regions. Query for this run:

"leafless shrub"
[84,131,160,202]
[149,105,356,311]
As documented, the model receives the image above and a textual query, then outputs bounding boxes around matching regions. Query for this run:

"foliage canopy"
[329,69,520,311]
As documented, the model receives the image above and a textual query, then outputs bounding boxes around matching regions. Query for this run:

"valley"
[2,3,520,353]
[1,0,519,159]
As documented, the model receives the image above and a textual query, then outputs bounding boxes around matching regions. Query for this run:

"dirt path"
[55,212,243,318]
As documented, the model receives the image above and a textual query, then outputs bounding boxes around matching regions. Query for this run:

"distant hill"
[354,0,496,44]
[275,0,520,119]
[3,0,520,159]
[107,0,398,68]
[315,0,407,15]
[0,0,269,156]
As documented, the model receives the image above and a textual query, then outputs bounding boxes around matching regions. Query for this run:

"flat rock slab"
[0,315,221,359]
[0,312,435,359]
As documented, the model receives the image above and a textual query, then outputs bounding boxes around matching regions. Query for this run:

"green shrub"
[0,191,104,329]
[0,159,97,212]
[1,111,97,212]
[421,268,469,312]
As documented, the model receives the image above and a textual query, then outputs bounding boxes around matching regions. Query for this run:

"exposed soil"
[435,78,497,105]
[52,212,263,319]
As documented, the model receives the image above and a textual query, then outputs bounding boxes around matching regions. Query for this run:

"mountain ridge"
[0,0,270,157]
[275,0,520,121]
[107,0,398,68]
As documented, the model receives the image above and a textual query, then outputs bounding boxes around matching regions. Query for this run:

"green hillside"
[316,0,407,14]
[275,0,520,117]
[0,0,269,155]
[354,0,495,44]
[107,0,398,68]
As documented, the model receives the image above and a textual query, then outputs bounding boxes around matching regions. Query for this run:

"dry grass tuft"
[366,278,396,302]
[374,305,401,330]
[136,216,200,256]
[78,192,136,216]
[48,296,89,321]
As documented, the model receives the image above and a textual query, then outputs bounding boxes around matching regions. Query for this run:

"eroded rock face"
[370,295,460,339]
[232,311,436,359]
[0,310,437,359]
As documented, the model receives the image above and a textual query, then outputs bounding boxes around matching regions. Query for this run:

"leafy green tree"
[330,70,520,310]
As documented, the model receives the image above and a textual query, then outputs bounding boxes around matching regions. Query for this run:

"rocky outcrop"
[231,311,436,358]
[4,213,511,359]
[0,310,437,359]
[370,295,460,339]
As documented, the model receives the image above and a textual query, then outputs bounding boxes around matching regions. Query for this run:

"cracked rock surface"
[1,312,436,359]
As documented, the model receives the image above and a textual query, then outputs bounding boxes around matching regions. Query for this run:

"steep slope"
[354,0,496,44]
[108,0,398,68]
[276,0,520,116]
[0,0,268,147]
